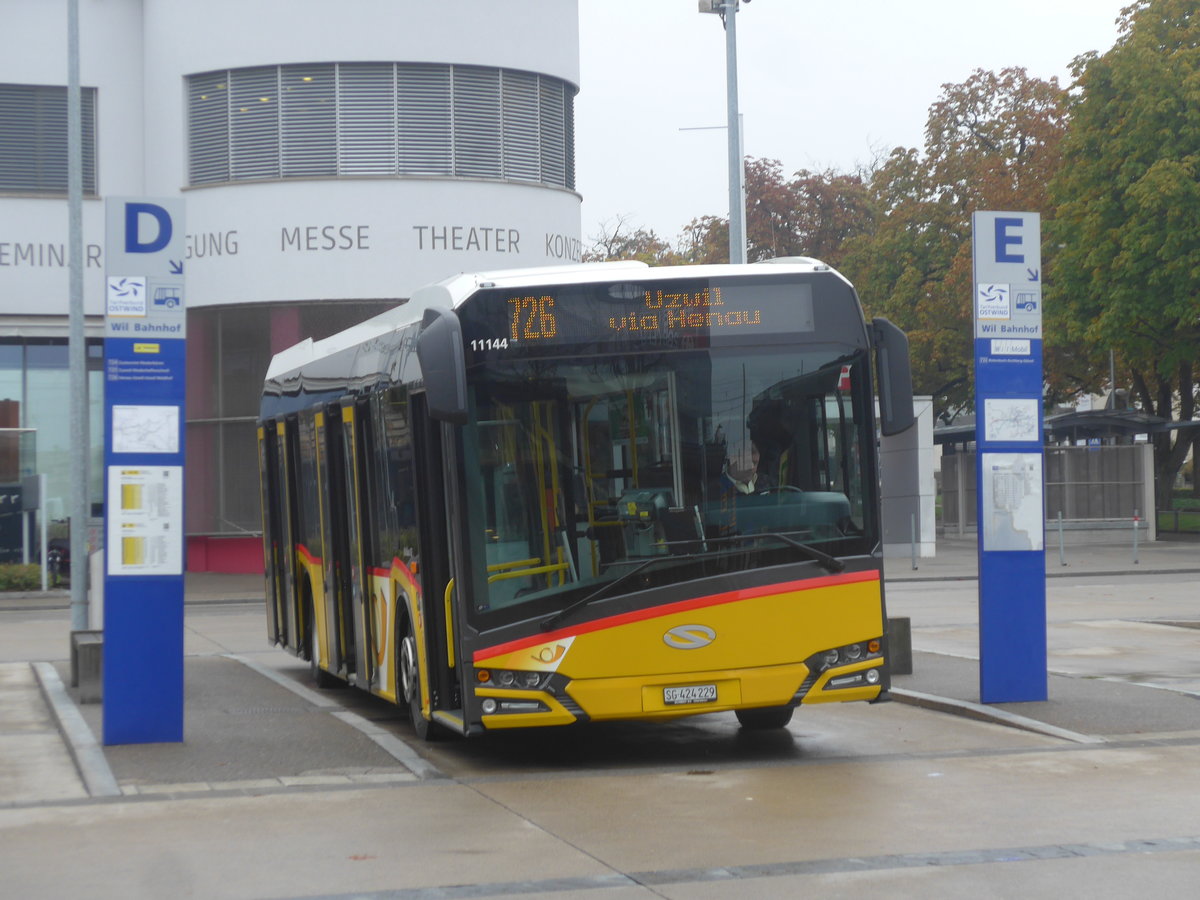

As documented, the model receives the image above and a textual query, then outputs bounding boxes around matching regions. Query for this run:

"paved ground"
[0,535,1197,897]
[4,534,1197,798]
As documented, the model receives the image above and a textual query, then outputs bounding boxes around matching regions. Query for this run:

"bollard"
[70,630,103,703]
[1057,510,1066,567]
[888,617,913,676]
[1133,509,1140,565]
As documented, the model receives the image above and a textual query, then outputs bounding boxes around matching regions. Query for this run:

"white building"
[1,0,582,571]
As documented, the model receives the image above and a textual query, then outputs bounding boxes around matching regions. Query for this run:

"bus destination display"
[466,281,815,354]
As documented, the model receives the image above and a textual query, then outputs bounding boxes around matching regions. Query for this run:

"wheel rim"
[400,635,418,704]
[309,609,319,665]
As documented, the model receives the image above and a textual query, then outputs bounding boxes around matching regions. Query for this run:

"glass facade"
[0,339,105,560]
[186,300,396,537]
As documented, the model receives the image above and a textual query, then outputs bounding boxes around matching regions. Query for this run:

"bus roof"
[422,257,846,304]
[265,257,850,383]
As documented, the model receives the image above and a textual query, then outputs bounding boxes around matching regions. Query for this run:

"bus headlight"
[476,669,550,691]
[810,640,883,673]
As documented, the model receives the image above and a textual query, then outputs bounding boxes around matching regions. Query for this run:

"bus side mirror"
[872,317,915,436]
[417,306,468,424]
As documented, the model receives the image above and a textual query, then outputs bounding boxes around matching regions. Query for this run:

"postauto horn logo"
[663,624,716,650]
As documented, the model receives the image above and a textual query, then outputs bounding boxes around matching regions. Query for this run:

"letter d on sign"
[125,202,173,254]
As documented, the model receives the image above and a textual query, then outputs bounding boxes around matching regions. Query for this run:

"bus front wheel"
[735,705,794,730]
[399,632,436,741]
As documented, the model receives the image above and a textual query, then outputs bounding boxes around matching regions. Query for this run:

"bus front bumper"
[475,658,885,730]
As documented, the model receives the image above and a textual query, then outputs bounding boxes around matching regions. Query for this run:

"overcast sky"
[575,1,1128,246]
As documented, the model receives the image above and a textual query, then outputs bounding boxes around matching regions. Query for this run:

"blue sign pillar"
[971,211,1047,703]
[103,198,186,744]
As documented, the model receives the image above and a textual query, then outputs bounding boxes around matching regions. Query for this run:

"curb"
[31,661,121,797]
[891,686,1106,745]
[887,566,1200,584]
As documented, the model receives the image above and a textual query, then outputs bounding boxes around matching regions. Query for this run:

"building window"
[0,339,105,526]
[187,63,575,190]
[0,83,98,195]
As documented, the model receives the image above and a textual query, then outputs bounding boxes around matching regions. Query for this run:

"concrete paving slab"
[0,663,88,806]
[470,743,1200,879]
[0,784,619,900]
[0,611,73,663]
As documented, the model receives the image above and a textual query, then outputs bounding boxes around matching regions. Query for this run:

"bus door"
[274,418,302,647]
[338,398,373,687]
[316,407,355,676]
[410,393,463,730]
[258,424,286,645]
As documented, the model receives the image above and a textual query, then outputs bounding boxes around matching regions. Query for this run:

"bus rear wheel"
[305,588,339,689]
[735,705,794,730]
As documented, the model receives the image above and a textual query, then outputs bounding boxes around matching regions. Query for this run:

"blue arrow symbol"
[169,260,184,275]
[1027,268,1040,282]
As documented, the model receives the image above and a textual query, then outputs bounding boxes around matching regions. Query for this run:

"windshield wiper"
[538,532,843,633]
[539,555,690,632]
[701,532,845,574]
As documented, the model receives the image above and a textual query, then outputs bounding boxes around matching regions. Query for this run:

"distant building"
[1,0,581,571]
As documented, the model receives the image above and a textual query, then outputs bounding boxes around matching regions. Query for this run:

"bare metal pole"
[723,1,746,264]
[67,0,89,631]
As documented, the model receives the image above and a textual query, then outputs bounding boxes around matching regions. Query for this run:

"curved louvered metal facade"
[185,63,575,190]
[0,0,582,573]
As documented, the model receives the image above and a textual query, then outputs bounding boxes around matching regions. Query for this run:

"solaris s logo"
[663,624,716,650]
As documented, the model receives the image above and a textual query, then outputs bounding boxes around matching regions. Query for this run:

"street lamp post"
[67,0,89,630]
[699,0,747,264]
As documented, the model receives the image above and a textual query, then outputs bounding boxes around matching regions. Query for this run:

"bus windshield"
[465,344,877,628]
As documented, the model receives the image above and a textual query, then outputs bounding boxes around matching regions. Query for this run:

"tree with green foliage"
[1049,0,1200,508]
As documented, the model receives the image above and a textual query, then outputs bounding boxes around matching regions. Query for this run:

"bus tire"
[305,586,339,689]
[399,628,438,741]
[735,705,794,730]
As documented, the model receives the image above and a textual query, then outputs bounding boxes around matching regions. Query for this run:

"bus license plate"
[664,684,717,705]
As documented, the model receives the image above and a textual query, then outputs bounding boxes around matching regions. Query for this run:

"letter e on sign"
[994,217,1024,264]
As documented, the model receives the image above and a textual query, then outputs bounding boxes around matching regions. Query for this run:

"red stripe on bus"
[473,568,880,662]
[369,558,417,581]
[296,543,322,567]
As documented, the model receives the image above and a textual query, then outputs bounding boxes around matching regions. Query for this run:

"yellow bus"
[258,259,913,738]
